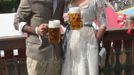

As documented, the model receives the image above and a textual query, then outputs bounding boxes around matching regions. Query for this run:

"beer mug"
[48,20,61,44]
[68,7,82,30]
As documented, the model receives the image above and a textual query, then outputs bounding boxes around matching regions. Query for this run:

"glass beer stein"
[48,20,61,44]
[68,7,82,30]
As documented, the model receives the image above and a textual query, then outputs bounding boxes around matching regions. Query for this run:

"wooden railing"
[0,35,27,75]
[0,29,134,75]
[101,28,134,75]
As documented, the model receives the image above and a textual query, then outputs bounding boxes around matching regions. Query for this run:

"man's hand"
[36,23,48,36]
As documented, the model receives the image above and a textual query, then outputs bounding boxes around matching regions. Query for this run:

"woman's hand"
[95,26,106,42]
[63,13,69,22]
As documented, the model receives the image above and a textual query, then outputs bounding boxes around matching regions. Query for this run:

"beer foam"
[69,7,80,13]
[48,20,60,28]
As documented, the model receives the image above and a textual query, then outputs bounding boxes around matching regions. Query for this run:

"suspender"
[53,0,57,16]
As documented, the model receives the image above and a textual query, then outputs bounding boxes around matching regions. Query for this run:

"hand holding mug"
[36,23,48,36]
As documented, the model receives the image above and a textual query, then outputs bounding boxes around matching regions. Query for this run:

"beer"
[48,20,61,44]
[68,7,82,30]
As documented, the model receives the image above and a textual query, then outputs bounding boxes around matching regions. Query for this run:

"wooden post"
[0,49,8,75]
[132,40,134,75]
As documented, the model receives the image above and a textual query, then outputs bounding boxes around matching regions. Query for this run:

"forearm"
[96,26,106,41]
[14,0,32,33]
[22,25,36,35]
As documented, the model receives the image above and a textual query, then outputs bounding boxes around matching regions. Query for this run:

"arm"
[96,26,106,41]
[14,0,47,36]
[95,0,107,41]
[14,0,34,34]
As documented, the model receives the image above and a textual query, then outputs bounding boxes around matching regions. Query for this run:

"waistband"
[84,24,93,27]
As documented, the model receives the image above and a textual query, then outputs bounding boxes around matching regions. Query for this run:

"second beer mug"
[68,7,82,30]
[48,20,61,44]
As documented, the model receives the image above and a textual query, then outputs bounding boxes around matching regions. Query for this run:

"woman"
[62,0,107,75]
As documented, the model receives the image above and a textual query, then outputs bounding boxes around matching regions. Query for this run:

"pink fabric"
[105,7,134,35]
[117,14,126,27]
[94,7,126,30]
[105,7,123,29]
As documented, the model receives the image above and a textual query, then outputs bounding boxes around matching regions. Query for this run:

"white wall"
[0,13,21,37]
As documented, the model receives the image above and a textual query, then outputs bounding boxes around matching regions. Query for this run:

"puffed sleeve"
[95,0,107,28]
[13,0,32,30]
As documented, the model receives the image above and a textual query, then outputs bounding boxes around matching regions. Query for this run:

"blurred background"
[0,0,20,13]
[0,0,133,13]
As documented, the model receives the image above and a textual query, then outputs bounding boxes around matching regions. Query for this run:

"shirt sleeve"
[95,0,107,28]
[13,0,32,31]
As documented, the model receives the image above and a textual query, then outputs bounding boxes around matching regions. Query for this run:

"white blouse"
[69,0,107,27]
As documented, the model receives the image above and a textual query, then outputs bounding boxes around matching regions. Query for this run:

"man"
[13,0,65,75]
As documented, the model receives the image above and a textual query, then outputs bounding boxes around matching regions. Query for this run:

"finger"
[46,33,49,36]
[42,24,48,27]
[40,24,48,30]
